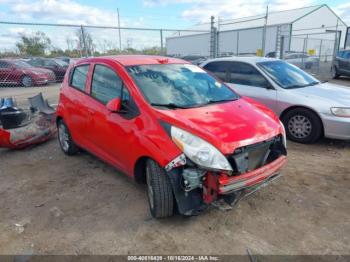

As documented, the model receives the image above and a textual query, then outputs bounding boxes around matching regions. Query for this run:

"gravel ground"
[0,79,349,255]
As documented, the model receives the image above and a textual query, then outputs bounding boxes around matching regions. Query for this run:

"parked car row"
[0,57,69,87]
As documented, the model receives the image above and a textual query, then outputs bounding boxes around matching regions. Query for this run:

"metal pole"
[80,25,87,57]
[210,16,215,58]
[117,8,122,51]
[261,5,268,56]
[333,18,339,62]
[236,31,239,56]
[160,29,164,55]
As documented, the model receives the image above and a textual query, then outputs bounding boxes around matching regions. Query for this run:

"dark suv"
[332,50,350,78]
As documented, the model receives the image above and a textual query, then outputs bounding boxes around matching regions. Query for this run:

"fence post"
[210,16,217,58]
[80,25,87,57]
[236,31,239,55]
[261,5,268,56]
[160,29,164,56]
[279,36,285,59]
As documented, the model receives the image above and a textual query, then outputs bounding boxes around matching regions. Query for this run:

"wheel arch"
[279,105,324,136]
[134,156,151,184]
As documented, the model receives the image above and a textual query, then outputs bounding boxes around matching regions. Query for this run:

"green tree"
[16,31,51,56]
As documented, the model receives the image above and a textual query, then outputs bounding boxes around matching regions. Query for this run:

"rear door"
[64,64,91,146]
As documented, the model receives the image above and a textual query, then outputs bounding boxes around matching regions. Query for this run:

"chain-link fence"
[0,21,209,88]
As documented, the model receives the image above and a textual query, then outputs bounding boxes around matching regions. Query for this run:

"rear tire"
[331,65,340,79]
[281,108,322,144]
[57,119,79,155]
[21,75,33,87]
[146,159,174,218]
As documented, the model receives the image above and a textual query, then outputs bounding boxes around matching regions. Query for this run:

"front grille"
[228,135,286,175]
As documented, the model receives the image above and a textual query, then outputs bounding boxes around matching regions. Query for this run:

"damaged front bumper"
[165,135,287,216]
[218,156,287,194]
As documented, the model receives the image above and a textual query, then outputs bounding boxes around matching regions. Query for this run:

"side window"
[71,64,89,91]
[228,62,269,88]
[0,61,10,68]
[91,64,125,105]
[203,61,229,82]
[344,51,350,59]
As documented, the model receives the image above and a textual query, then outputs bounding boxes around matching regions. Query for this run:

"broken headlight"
[170,126,232,173]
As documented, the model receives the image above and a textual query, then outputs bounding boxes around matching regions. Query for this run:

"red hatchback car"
[0,59,55,87]
[56,55,287,218]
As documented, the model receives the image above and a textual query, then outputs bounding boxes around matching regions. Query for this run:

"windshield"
[257,60,319,89]
[126,64,239,109]
[54,59,68,67]
[13,60,32,68]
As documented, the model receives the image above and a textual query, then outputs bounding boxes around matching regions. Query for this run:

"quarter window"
[71,64,89,91]
[91,64,126,105]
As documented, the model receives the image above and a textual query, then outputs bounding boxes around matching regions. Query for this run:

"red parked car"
[0,59,55,87]
[56,55,287,218]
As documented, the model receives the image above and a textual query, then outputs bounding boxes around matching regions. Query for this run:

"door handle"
[87,109,95,115]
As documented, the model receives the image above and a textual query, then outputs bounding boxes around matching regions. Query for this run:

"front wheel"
[21,75,33,87]
[281,108,322,144]
[146,159,174,218]
[57,120,79,155]
[331,65,340,79]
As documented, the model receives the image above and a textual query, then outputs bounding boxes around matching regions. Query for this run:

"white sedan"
[201,57,350,144]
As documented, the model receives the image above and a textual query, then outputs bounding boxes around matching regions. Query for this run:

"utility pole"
[261,5,268,56]
[117,8,122,51]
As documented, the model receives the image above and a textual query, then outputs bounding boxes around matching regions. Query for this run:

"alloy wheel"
[288,115,312,139]
[58,123,70,152]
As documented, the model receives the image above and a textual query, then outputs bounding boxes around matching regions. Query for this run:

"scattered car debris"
[0,93,57,149]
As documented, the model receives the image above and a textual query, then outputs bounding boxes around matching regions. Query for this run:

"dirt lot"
[0,79,349,255]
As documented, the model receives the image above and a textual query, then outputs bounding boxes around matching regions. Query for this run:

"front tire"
[21,75,33,87]
[146,159,174,218]
[281,108,322,144]
[57,119,79,155]
[331,65,340,79]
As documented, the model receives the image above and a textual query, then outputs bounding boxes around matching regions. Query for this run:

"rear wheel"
[21,75,33,87]
[146,159,174,218]
[331,65,340,79]
[281,108,322,144]
[57,119,79,155]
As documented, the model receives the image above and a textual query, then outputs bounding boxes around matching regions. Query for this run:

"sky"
[0,0,349,52]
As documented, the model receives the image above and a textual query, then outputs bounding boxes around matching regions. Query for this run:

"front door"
[205,61,278,112]
[85,63,138,172]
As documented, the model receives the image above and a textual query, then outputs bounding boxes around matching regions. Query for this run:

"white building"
[166,5,348,58]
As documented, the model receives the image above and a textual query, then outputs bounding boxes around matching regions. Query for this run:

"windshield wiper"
[150,103,190,109]
[205,98,238,105]
[286,81,319,89]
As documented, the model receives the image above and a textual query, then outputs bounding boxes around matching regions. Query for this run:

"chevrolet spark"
[56,55,287,218]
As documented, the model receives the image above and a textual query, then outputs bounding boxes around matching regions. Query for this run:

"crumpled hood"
[292,82,350,107]
[154,98,283,155]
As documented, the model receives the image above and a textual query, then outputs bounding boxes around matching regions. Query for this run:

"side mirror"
[106,98,121,112]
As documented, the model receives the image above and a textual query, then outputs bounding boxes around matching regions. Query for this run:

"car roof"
[202,56,279,65]
[77,55,190,66]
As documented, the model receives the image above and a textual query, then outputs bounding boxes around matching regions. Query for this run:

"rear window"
[70,65,89,91]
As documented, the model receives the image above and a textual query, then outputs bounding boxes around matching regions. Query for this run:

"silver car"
[201,57,350,143]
